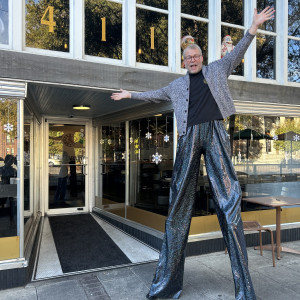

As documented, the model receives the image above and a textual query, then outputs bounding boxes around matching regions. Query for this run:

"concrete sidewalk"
[1,240,300,300]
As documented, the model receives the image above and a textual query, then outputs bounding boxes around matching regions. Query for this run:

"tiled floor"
[34,214,159,280]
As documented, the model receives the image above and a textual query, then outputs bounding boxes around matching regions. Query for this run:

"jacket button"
[186,99,188,101]
[185,110,187,113]
[187,88,189,90]
[183,120,186,123]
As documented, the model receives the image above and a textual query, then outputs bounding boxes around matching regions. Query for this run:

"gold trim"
[0,236,20,260]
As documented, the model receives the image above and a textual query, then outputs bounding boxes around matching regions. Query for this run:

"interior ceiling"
[26,82,145,119]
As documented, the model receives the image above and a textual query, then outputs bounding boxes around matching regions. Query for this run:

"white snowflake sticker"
[164,135,170,142]
[4,123,13,133]
[273,135,278,141]
[293,134,300,141]
[145,132,152,139]
[152,152,162,165]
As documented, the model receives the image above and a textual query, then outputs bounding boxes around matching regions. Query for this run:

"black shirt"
[187,70,223,127]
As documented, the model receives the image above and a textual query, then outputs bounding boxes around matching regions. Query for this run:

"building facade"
[0,0,299,289]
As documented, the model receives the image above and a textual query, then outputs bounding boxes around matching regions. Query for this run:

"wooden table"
[243,196,300,259]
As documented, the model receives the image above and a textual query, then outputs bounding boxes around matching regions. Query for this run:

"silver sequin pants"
[147,121,256,300]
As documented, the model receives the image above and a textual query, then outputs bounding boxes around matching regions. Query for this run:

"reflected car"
[48,158,61,166]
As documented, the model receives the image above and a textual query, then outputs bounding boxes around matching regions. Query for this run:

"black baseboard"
[0,216,42,291]
[93,209,300,257]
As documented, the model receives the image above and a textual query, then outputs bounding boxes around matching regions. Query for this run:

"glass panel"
[48,124,85,209]
[96,123,126,217]
[25,0,69,52]
[0,98,18,237]
[129,113,173,216]
[0,0,9,45]
[181,0,208,19]
[288,39,300,83]
[288,0,300,37]
[256,34,275,79]
[221,0,243,25]
[85,0,122,59]
[192,114,300,216]
[221,26,244,76]
[181,18,208,66]
[136,0,168,10]
[136,8,168,66]
[257,0,275,32]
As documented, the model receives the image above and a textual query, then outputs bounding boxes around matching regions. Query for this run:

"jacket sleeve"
[131,85,171,103]
[220,30,255,77]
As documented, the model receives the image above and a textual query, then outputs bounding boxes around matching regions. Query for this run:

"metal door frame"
[43,118,91,215]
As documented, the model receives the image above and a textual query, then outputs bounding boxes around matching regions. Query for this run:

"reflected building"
[0,0,299,290]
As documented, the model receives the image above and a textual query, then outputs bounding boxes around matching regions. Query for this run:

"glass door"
[47,123,88,213]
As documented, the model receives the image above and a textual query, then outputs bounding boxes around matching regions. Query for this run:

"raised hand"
[249,6,275,35]
[111,89,131,101]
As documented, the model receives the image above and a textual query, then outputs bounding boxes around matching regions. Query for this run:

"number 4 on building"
[41,6,56,33]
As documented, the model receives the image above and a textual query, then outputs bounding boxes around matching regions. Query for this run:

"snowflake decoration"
[107,139,112,145]
[122,152,126,160]
[129,137,133,144]
[100,139,105,144]
[164,135,170,142]
[80,129,84,133]
[4,122,13,133]
[80,132,85,138]
[152,152,162,165]
[293,134,300,141]
[238,151,242,163]
[273,135,278,141]
[145,132,152,139]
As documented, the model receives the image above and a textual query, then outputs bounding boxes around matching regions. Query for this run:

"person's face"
[184,48,203,74]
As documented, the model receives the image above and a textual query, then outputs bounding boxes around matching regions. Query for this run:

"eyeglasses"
[184,54,202,62]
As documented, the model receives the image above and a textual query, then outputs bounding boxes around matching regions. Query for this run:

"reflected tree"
[25,0,69,52]
[85,0,122,59]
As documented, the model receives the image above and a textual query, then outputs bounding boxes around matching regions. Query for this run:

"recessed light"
[73,105,91,110]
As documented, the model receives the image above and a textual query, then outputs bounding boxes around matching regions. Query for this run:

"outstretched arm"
[111,89,131,101]
[249,6,275,35]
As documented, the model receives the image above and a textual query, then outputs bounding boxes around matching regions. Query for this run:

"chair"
[225,220,275,267]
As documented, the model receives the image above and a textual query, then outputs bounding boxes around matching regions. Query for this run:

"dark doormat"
[48,214,131,273]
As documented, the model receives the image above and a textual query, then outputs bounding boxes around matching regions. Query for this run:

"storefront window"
[85,0,122,59]
[129,113,173,216]
[221,26,244,76]
[97,123,126,217]
[288,0,300,83]
[181,17,208,66]
[181,0,208,19]
[0,0,9,45]
[221,0,244,76]
[221,0,243,25]
[256,34,275,79]
[0,98,18,238]
[136,7,168,66]
[257,0,275,32]
[25,0,69,52]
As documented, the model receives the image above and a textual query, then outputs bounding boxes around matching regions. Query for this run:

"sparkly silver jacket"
[131,31,255,136]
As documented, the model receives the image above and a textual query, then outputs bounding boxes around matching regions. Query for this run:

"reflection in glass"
[288,0,300,37]
[181,0,208,19]
[221,27,244,76]
[48,124,85,209]
[256,34,275,79]
[136,8,168,66]
[257,0,275,32]
[181,19,208,66]
[0,0,8,45]
[97,124,126,217]
[85,0,122,59]
[288,39,300,83]
[129,113,173,216]
[0,98,18,238]
[221,0,243,25]
[136,0,168,10]
[25,0,69,52]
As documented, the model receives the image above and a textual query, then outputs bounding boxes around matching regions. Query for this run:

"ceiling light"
[73,105,91,110]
